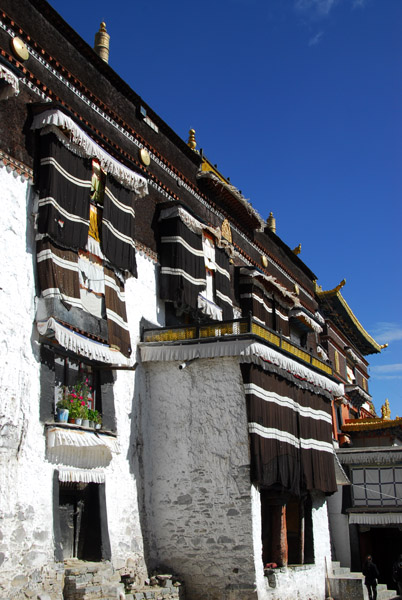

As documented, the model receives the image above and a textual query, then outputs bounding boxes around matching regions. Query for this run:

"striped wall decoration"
[102,176,137,276]
[241,362,337,496]
[37,132,92,250]
[215,247,234,320]
[159,215,206,310]
[239,282,275,330]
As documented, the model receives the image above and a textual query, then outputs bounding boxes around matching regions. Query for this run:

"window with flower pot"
[39,345,115,431]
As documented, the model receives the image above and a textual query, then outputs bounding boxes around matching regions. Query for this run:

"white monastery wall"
[0,167,60,596]
[0,166,164,596]
[327,487,351,568]
[105,254,164,577]
[141,357,257,600]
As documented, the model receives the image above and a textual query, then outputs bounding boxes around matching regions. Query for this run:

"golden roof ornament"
[187,129,197,151]
[94,22,110,64]
[293,243,301,255]
[381,399,391,420]
[267,212,276,234]
[221,219,232,243]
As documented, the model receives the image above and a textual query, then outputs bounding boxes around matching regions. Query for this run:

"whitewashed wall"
[105,253,164,578]
[327,486,351,567]
[0,166,60,597]
[141,357,258,600]
[0,165,164,596]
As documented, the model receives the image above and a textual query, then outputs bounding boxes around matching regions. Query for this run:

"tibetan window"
[32,108,148,365]
[158,205,234,321]
[241,362,337,497]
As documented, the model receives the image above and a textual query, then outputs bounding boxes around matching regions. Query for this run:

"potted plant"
[94,411,102,430]
[56,391,70,423]
[80,403,89,428]
[88,409,97,428]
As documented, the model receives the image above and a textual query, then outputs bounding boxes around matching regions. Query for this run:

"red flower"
[81,401,85,406]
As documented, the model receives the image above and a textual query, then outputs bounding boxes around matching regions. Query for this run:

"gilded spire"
[381,399,391,420]
[293,243,301,255]
[94,22,110,64]
[187,129,197,151]
[267,212,276,234]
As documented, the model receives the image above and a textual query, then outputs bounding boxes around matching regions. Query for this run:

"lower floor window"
[261,491,314,567]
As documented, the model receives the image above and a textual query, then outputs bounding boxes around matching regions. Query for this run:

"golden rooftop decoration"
[293,243,301,255]
[139,148,151,166]
[267,212,276,233]
[381,399,391,420]
[221,219,232,243]
[261,255,268,268]
[187,129,197,151]
[380,343,389,349]
[94,22,110,64]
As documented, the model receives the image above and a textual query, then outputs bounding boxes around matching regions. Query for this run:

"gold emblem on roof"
[221,219,232,243]
[381,399,391,420]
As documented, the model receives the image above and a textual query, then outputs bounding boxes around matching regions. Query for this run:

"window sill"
[45,421,116,437]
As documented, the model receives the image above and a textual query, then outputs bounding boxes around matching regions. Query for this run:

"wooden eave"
[197,170,263,232]
[317,289,382,355]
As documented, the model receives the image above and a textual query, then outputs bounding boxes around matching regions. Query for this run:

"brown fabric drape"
[104,267,131,357]
[239,281,275,330]
[37,132,91,250]
[102,176,137,277]
[241,363,337,496]
[159,216,206,310]
[36,238,81,308]
[215,247,234,320]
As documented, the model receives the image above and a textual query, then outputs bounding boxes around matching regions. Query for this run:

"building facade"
[0,1,385,599]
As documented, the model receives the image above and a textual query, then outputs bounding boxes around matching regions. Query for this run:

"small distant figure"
[392,554,402,597]
[362,555,379,600]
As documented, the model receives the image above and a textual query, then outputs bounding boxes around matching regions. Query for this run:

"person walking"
[362,555,379,600]
[393,554,402,597]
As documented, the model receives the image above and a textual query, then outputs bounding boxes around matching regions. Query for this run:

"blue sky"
[46,0,402,417]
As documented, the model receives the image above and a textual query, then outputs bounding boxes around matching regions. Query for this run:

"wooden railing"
[142,318,333,377]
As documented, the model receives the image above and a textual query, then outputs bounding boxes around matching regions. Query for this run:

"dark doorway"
[358,526,402,591]
[58,482,102,561]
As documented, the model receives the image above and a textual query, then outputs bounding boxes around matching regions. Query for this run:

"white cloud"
[295,0,339,17]
[370,322,402,344]
[371,364,402,374]
[309,31,324,45]
[370,364,402,380]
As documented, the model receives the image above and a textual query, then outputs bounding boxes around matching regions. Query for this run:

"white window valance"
[47,426,119,470]
[37,317,133,367]
[31,108,148,197]
[58,466,105,484]
[0,64,19,100]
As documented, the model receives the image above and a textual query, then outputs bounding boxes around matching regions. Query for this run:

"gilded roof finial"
[267,212,276,234]
[381,399,391,420]
[380,343,389,349]
[293,243,302,255]
[335,278,346,293]
[187,129,197,151]
[94,22,110,64]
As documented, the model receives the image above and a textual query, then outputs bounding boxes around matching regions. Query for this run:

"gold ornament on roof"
[187,129,197,151]
[261,255,268,268]
[381,399,391,420]
[267,212,276,233]
[293,243,302,255]
[94,22,110,63]
[11,37,29,62]
[221,219,232,243]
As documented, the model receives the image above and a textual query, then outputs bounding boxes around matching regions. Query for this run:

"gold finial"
[94,22,110,63]
[381,399,391,420]
[267,212,276,234]
[335,278,346,292]
[380,343,389,349]
[293,243,302,255]
[187,129,197,151]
